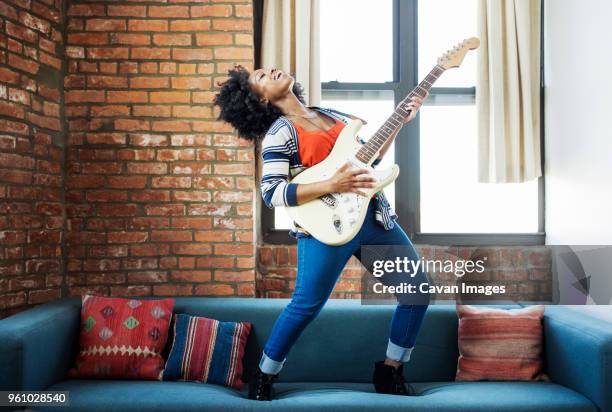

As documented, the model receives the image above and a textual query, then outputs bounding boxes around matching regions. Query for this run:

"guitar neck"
[355,64,446,164]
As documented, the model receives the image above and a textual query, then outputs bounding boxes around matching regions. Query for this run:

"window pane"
[275,90,396,229]
[419,105,539,233]
[320,0,393,82]
[418,0,477,87]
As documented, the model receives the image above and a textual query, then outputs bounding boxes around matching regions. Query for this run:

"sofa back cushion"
[170,298,460,383]
[162,313,251,389]
[67,294,174,380]
[456,304,546,381]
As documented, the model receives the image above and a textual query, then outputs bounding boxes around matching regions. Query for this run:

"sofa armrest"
[544,306,612,412]
[0,298,81,390]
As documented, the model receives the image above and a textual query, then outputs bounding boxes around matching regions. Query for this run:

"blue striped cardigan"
[260,106,398,238]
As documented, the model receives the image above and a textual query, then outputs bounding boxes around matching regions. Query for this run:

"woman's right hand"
[324,162,377,197]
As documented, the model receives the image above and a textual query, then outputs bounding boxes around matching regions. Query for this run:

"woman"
[214,65,430,401]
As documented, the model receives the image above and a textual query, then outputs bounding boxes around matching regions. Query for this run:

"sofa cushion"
[67,295,174,380]
[456,304,546,381]
[162,313,251,389]
[43,379,596,412]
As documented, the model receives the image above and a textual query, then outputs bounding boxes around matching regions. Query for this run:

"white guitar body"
[283,119,399,246]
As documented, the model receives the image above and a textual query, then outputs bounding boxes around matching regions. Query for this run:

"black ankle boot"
[372,361,416,396]
[248,367,277,401]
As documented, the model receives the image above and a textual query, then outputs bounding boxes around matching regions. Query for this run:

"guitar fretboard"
[355,64,446,164]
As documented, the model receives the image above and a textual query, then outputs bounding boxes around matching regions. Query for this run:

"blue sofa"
[0,297,610,412]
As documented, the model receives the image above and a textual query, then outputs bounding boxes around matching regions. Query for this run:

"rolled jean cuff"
[259,352,286,375]
[386,339,414,363]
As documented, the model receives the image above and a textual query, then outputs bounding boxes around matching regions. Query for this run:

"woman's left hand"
[399,93,427,123]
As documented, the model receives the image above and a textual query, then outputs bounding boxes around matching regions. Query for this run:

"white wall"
[544,0,612,245]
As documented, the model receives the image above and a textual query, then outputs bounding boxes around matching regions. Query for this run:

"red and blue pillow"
[162,314,252,389]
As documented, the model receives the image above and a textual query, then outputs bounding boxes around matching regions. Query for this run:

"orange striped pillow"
[456,305,548,381]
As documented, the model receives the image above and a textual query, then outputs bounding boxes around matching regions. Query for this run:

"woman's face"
[248,68,294,103]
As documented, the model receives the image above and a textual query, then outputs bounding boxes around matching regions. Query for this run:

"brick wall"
[258,244,553,302]
[63,0,256,299]
[0,0,65,318]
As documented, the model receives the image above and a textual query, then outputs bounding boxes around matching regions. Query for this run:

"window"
[418,0,540,234]
[263,0,544,245]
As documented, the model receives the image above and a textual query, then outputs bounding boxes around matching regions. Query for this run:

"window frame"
[261,0,545,246]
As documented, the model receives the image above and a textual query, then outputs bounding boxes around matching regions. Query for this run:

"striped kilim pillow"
[456,304,547,381]
[162,313,252,389]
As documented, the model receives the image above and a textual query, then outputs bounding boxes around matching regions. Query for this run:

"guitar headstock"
[437,37,480,70]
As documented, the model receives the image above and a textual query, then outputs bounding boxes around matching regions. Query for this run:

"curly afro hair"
[213,65,306,142]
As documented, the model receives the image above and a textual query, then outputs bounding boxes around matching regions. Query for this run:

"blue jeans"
[259,199,430,374]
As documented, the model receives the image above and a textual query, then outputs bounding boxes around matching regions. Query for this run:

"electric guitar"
[282,37,480,246]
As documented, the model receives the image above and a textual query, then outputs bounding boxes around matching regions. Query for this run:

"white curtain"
[261,0,321,106]
[477,0,541,183]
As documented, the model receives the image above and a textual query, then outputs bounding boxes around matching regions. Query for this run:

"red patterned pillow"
[456,304,547,381]
[67,294,175,380]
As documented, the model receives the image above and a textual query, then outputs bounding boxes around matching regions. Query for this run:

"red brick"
[130,76,169,89]
[172,217,212,229]
[152,176,191,188]
[192,91,216,103]
[212,19,252,32]
[214,270,254,282]
[0,2,18,20]
[88,75,128,88]
[195,33,232,45]
[171,77,211,90]
[108,5,147,17]
[87,47,130,60]
[148,6,189,18]
[0,67,20,84]
[6,21,38,43]
[173,243,212,255]
[28,289,61,304]
[20,11,51,35]
[214,47,252,60]
[152,120,191,132]
[110,33,150,46]
[170,270,211,282]
[154,284,193,296]
[108,231,149,243]
[127,271,167,283]
[234,4,253,18]
[194,230,233,242]
[171,48,212,61]
[150,91,190,103]
[153,34,192,46]
[131,47,171,60]
[68,33,109,45]
[68,4,106,16]
[170,20,211,32]
[107,91,148,103]
[215,243,252,256]
[128,20,168,32]
[194,283,234,296]
[190,5,232,17]
[86,19,127,32]
[8,53,39,74]
[172,191,210,202]
[144,204,185,216]
[0,101,25,119]
[114,119,150,131]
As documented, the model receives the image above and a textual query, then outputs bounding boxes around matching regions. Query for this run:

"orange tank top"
[293,118,345,167]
